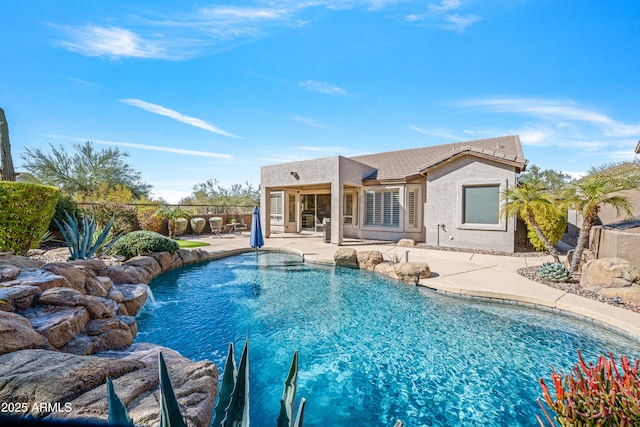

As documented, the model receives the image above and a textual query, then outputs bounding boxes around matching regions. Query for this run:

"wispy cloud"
[296,145,348,152]
[290,114,327,128]
[121,98,241,138]
[53,24,167,59]
[458,97,640,138]
[404,0,480,32]
[52,1,478,60]
[44,134,233,159]
[300,80,348,96]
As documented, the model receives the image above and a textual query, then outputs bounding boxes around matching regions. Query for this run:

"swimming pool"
[135,252,640,426]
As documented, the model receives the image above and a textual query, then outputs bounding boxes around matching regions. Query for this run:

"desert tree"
[21,141,151,199]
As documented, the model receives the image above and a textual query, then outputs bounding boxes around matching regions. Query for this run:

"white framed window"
[270,191,284,223]
[344,192,353,224]
[457,179,507,231]
[407,187,419,228]
[365,189,400,226]
[463,185,500,224]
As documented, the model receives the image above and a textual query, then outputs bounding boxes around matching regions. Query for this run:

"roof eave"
[418,151,528,175]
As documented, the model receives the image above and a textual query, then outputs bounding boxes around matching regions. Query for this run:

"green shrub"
[137,205,163,233]
[0,182,60,255]
[111,230,179,259]
[50,193,81,232]
[83,202,138,236]
[525,205,567,252]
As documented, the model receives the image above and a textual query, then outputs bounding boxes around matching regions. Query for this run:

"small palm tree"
[565,162,640,274]
[154,206,191,239]
[501,181,562,262]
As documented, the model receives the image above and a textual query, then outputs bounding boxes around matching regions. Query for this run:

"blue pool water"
[135,252,640,426]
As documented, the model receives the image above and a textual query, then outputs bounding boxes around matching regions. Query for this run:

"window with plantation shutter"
[407,189,416,227]
[270,192,284,223]
[365,189,399,226]
[344,193,353,224]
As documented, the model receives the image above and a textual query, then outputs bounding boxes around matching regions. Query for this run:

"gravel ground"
[518,265,640,314]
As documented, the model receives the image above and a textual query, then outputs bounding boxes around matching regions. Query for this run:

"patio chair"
[209,217,225,236]
[233,218,248,235]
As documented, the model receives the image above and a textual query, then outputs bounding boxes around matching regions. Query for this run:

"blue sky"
[2,0,640,203]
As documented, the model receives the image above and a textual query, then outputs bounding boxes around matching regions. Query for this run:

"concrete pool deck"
[186,233,640,339]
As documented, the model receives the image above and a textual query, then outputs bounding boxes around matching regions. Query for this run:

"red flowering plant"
[538,350,640,426]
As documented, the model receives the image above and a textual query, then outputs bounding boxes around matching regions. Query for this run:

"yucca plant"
[537,262,571,283]
[107,352,187,427]
[277,351,306,427]
[538,350,640,426]
[53,210,120,259]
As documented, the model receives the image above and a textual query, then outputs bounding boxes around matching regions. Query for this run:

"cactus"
[537,262,571,282]
[159,352,187,427]
[0,108,16,181]
[54,210,121,259]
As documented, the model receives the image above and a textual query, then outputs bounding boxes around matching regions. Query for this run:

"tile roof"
[349,135,527,181]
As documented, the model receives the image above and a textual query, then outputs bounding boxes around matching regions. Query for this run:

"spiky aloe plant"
[107,377,134,427]
[537,262,571,283]
[54,210,120,259]
[107,352,186,427]
[277,351,306,427]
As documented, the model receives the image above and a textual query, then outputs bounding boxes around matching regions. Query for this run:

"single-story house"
[260,135,528,252]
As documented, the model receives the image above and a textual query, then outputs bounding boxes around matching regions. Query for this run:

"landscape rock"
[374,263,398,280]
[581,258,640,289]
[11,269,73,292]
[357,250,384,271]
[67,259,108,272]
[83,277,109,297]
[334,248,359,269]
[47,344,218,427]
[113,283,149,316]
[125,256,162,279]
[178,248,199,265]
[0,349,144,417]
[0,284,40,311]
[100,265,152,285]
[0,311,47,354]
[0,254,45,269]
[150,251,173,272]
[63,318,134,355]
[0,264,20,282]
[39,287,115,319]
[397,239,416,248]
[565,249,595,273]
[394,262,431,285]
[24,306,89,349]
[42,263,98,294]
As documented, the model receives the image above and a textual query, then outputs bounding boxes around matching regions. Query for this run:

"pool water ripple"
[135,252,640,427]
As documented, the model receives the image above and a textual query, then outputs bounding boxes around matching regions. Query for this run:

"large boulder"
[581,258,640,289]
[397,239,416,248]
[39,287,115,319]
[565,249,595,273]
[0,264,20,282]
[125,256,162,280]
[393,262,431,285]
[0,254,44,269]
[357,251,384,271]
[334,248,359,269]
[374,263,398,281]
[42,263,99,294]
[23,306,90,349]
[63,317,135,355]
[150,251,173,272]
[113,283,150,316]
[10,269,73,292]
[0,284,40,311]
[0,311,47,354]
[0,349,144,418]
[46,344,218,427]
[100,265,153,285]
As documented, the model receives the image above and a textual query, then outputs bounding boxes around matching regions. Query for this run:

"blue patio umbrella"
[250,206,264,255]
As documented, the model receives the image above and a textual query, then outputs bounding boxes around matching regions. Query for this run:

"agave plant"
[107,352,187,427]
[537,262,571,283]
[53,210,120,260]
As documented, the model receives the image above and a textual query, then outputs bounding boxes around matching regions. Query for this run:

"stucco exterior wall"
[425,156,518,252]
[590,225,640,266]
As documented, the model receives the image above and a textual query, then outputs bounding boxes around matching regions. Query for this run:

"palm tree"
[501,181,562,262]
[154,206,191,239]
[566,162,640,274]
